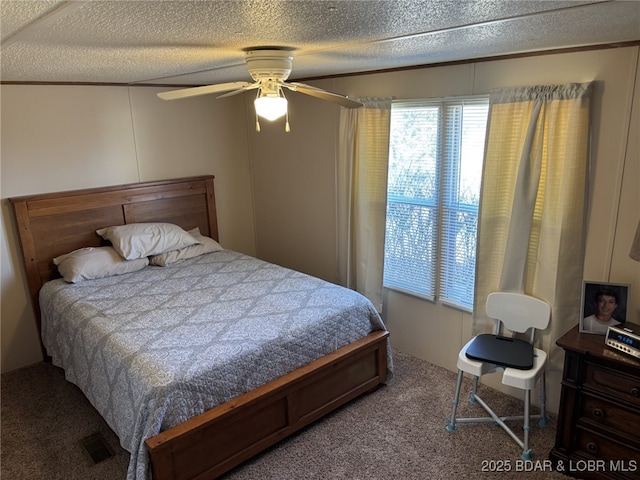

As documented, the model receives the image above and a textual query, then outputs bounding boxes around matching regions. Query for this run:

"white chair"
[446,292,551,460]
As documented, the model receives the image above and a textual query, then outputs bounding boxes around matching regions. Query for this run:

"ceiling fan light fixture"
[157,48,362,125]
[254,94,287,121]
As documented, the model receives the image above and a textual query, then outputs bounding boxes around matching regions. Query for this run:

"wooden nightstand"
[550,325,640,479]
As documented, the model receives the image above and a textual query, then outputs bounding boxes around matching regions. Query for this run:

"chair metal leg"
[470,375,479,403]
[521,389,532,460]
[448,370,545,459]
[446,369,464,432]
[538,370,548,427]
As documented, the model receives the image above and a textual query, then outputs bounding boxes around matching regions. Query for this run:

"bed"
[10,175,391,480]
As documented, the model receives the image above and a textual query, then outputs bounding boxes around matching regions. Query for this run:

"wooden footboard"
[145,330,389,480]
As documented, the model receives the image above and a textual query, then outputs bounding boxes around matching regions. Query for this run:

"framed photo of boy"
[580,281,629,335]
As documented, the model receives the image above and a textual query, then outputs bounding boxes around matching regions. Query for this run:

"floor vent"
[80,432,114,464]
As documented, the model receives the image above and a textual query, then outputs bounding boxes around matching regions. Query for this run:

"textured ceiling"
[1,0,639,86]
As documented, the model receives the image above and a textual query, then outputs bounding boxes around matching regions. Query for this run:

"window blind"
[439,101,488,309]
[383,98,488,310]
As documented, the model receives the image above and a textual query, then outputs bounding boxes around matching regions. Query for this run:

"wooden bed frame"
[10,175,389,480]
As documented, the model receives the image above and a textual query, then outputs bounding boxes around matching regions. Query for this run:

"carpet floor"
[1,349,573,479]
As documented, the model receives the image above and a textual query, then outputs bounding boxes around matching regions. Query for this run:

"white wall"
[1,85,256,372]
[245,91,339,283]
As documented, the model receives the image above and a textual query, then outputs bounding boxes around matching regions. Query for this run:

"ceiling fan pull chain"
[255,114,261,132]
[285,111,290,133]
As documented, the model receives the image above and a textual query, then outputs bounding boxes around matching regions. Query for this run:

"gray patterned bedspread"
[39,250,390,480]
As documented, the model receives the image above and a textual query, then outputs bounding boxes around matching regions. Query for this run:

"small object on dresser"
[606,322,640,360]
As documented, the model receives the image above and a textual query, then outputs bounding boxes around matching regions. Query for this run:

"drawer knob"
[592,408,605,418]
[587,442,599,453]
[631,387,640,397]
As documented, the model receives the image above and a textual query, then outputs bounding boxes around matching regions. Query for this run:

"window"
[383,97,489,311]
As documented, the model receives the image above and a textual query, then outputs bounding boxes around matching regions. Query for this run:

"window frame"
[383,95,489,312]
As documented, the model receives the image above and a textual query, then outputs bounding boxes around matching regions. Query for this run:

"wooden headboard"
[10,175,218,351]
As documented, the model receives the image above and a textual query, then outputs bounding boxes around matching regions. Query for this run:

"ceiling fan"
[157,47,362,132]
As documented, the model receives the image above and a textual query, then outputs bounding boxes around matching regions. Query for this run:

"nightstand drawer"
[580,394,640,441]
[584,362,640,406]
[575,427,640,464]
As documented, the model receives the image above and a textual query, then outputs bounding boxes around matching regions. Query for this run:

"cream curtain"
[473,83,593,372]
[337,97,392,311]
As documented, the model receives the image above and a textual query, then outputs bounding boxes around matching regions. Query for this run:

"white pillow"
[150,228,223,266]
[96,223,200,260]
[53,246,149,283]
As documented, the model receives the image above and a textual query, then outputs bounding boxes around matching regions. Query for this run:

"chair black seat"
[465,334,534,370]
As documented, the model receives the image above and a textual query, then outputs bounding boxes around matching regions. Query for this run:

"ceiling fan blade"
[216,82,260,99]
[285,82,363,108]
[157,81,253,100]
